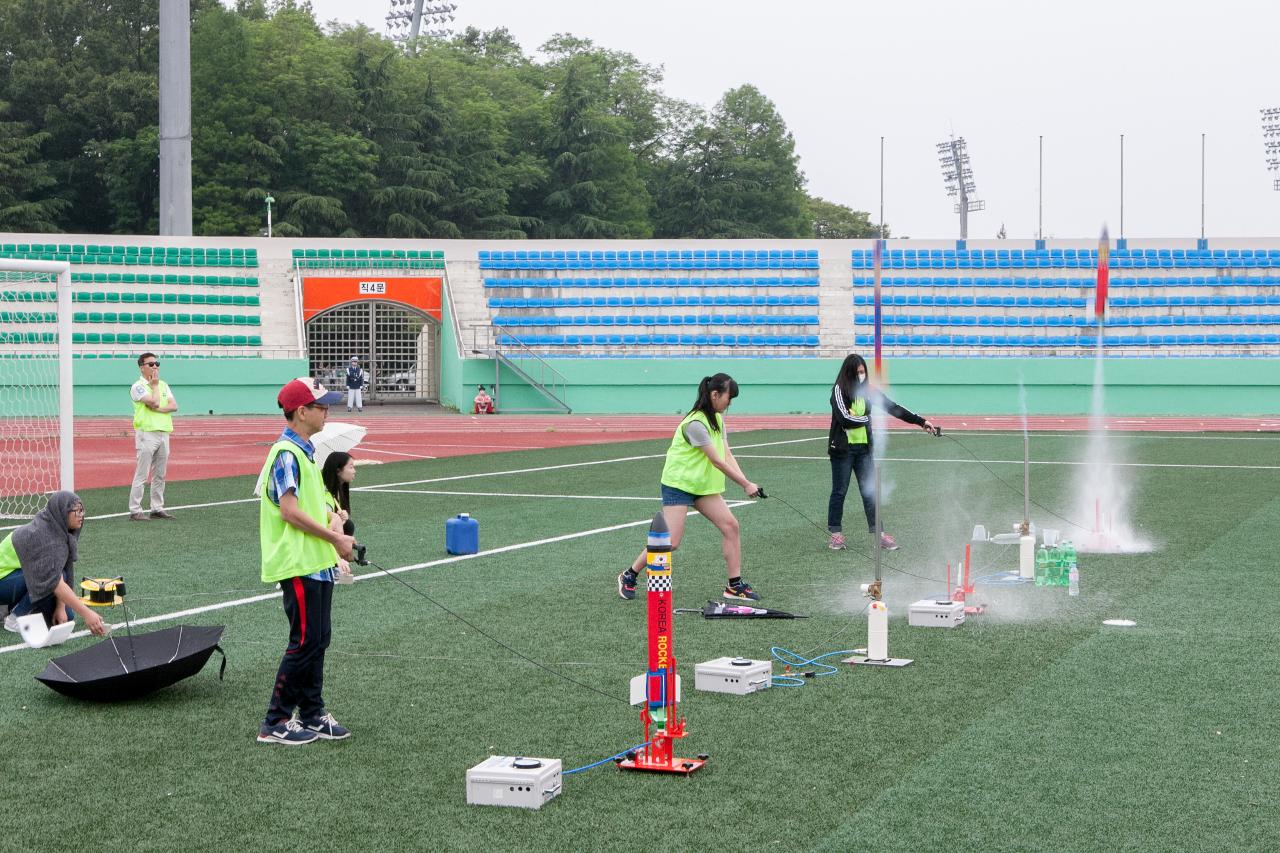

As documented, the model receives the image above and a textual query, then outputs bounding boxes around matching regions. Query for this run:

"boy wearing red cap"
[256,378,356,746]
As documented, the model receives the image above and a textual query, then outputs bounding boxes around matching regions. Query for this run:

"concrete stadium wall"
[0,357,311,416]
[6,233,1280,416]
[438,356,1280,416]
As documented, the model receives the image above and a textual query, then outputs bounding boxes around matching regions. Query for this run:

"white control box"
[908,598,966,628]
[465,756,562,810]
[694,657,772,695]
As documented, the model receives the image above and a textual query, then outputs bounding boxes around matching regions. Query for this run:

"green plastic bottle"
[1035,547,1048,586]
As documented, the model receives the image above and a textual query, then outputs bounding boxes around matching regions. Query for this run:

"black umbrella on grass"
[35,625,226,701]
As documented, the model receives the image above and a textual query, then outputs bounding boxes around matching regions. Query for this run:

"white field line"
[0,501,752,654]
[0,436,810,532]
[734,454,1280,471]
[354,435,818,491]
[354,447,437,460]
[362,489,662,501]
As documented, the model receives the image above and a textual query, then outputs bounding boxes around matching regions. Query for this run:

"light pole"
[265,195,274,238]
[936,136,984,240]
[386,0,458,45]
[1261,108,1280,192]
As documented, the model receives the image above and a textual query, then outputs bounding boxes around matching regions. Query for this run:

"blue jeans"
[828,447,877,533]
[0,569,31,617]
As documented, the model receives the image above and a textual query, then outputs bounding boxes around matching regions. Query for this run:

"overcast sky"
[303,0,1280,241]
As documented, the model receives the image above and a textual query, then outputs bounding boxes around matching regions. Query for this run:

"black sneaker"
[301,712,351,740]
[724,579,760,601]
[617,570,637,600]
[256,718,319,746]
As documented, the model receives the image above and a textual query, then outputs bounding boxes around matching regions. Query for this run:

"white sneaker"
[3,613,19,633]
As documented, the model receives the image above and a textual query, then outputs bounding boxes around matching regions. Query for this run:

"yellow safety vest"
[131,378,174,432]
[845,397,869,446]
[258,440,338,584]
[660,410,726,496]
[0,532,18,581]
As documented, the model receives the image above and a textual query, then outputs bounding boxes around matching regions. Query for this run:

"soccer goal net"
[0,260,73,518]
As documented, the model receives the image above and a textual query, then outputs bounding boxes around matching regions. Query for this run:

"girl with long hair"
[0,491,108,637]
[827,354,940,551]
[617,373,764,602]
[321,452,356,537]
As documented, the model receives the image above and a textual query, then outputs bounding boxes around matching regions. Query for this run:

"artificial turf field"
[3,427,1278,852]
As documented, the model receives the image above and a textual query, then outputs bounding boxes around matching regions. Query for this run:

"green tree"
[655,85,808,238]
[0,103,68,231]
[808,196,885,239]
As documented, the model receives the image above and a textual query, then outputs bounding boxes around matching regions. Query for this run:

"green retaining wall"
[0,357,310,416]
[441,356,1280,416]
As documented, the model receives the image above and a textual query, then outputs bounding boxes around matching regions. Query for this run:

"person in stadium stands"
[128,352,177,520]
[617,373,763,602]
[345,356,365,413]
[826,353,940,552]
[473,385,495,414]
[256,378,355,746]
[0,491,107,637]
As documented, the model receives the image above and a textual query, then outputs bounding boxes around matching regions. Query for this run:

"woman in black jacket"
[827,354,940,551]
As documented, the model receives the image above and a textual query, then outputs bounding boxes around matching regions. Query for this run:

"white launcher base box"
[908,599,966,628]
[694,657,772,695]
[466,756,563,809]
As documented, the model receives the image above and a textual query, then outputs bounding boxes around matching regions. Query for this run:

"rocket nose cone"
[649,511,669,534]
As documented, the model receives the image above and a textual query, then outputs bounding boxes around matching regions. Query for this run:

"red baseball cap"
[277,377,345,411]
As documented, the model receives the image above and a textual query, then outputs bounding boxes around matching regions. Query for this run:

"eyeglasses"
[144,361,160,367]
[69,507,85,515]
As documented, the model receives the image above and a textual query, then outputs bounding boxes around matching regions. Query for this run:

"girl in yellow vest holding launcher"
[617,373,763,602]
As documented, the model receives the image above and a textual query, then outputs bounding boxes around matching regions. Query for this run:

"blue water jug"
[445,513,479,555]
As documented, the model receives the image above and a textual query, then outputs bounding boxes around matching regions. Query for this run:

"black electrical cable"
[943,432,1093,532]
[362,559,630,706]
[763,489,952,586]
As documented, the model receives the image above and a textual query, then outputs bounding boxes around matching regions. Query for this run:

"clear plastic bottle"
[1068,565,1079,596]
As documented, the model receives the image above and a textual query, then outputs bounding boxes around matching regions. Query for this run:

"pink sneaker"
[828,532,846,550]
[879,533,900,551]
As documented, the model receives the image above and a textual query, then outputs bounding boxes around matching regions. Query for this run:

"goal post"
[0,259,73,515]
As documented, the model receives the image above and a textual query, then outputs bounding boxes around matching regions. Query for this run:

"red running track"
[30,413,1280,491]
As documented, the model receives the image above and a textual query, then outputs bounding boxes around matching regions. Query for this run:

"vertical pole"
[1023,431,1030,528]
[1200,133,1206,240]
[1038,135,1044,241]
[872,238,883,380]
[159,0,192,236]
[410,0,425,39]
[57,265,74,492]
[878,136,885,240]
[1119,134,1125,240]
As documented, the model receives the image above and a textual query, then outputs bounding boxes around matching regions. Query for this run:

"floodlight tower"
[1261,108,1280,192]
[386,0,458,45]
[937,136,985,240]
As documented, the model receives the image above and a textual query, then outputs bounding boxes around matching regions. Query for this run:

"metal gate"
[306,301,439,402]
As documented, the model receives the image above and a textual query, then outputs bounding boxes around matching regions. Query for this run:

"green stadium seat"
[72,332,86,344]
[85,332,102,345]
[176,334,191,345]
[230,335,246,346]
[89,312,104,323]
[73,312,88,323]
[177,294,192,305]
[90,292,106,303]
[163,293,178,304]
[176,314,191,324]
[104,293,120,303]
[162,313,176,323]
[161,334,176,345]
